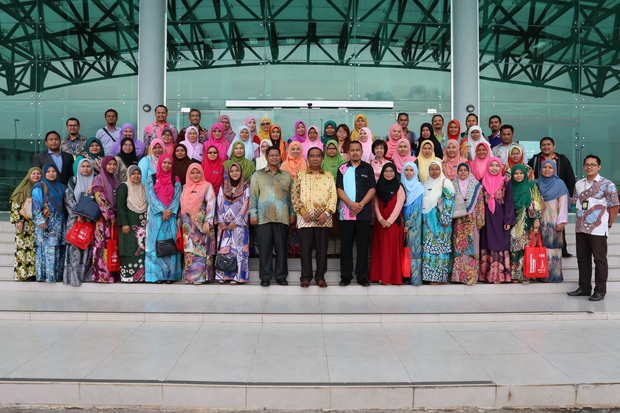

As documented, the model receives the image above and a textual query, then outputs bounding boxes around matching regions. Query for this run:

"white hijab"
[467,125,490,160]
[422,160,454,214]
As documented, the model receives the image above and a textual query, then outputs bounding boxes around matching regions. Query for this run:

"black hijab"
[376,163,401,207]
[416,122,443,159]
[118,137,139,168]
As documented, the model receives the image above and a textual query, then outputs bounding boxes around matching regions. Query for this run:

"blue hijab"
[536,159,569,202]
[34,163,65,212]
[400,161,424,206]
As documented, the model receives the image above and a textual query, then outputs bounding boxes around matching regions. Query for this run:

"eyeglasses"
[207,151,218,155]
[584,163,599,168]
[261,122,270,126]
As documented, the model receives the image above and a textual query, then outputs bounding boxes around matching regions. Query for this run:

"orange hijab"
[280,141,307,180]
[268,124,287,162]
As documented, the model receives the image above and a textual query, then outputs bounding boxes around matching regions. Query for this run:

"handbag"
[156,239,178,257]
[176,223,184,252]
[107,225,121,271]
[451,190,468,218]
[214,230,238,273]
[20,198,33,220]
[66,220,95,250]
[74,191,102,221]
[524,230,548,278]
[401,245,411,279]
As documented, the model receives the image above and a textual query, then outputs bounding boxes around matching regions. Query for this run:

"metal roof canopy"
[0,0,618,98]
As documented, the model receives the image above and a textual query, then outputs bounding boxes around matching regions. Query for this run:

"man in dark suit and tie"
[32,131,74,185]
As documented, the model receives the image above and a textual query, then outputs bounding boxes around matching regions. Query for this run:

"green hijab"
[10,167,42,205]
[321,139,345,179]
[511,164,532,209]
[321,120,338,145]
[85,137,105,160]
[223,142,256,181]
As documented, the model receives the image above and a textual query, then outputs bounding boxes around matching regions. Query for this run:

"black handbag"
[214,230,238,273]
[74,192,102,221]
[156,238,177,257]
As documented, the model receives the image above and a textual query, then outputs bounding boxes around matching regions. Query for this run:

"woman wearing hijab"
[172,143,193,186]
[392,139,417,173]
[216,162,251,283]
[421,161,455,284]
[350,114,372,141]
[159,127,175,155]
[217,114,236,143]
[369,163,405,285]
[447,119,461,141]
[184,126,204,162]
[301,125,322,159]
[479,157,516,283]
[75,137,105,174]
[322,140,346,180]
[111,123,146,158]
[179,163,216,284]
[355,126,374,163]
[202,145,225,195]
[138,139,165,185]
[509,164,543,284]
[537,159,569,283]
[268,124,288,162]
[91,156,121,283]
[289,120,307,144]
[442,139,468,180]
[32,164,66,282]
[463,125,489,161]
[10,167,42,281]
[243,116,258,143]
[321,120,337,145]
[504,144,534,181]
[401,162,424,285]
[256,140,271,170]
[451,163,485,285]
[116,165,147,283]
[228,125,257,162]
[416,123,443,158]
[203,123,230,162]
[469,142,492,181]
[386,124,406,160]
[224,141,257,181]
[257,117,272,141]
[280,141,307,181]
[145,153,183,283]
[63,159,96,286]
[416,140,441,183]
[114,137,139,183]
[370,140,389,181]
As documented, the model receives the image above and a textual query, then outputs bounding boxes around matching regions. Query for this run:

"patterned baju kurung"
[180,185,217,284]
[402,194,423,285]
[32,188,66,282]
[63,178,94,286]
[10,202,37,280]
[216,184,250,282]
[92,190,119,283]
[145,177,182,282]
[540,194,568,282]
[116,183,146,283]
[509,184,543,281]
[451,193,485,285]
[422,186,455,282]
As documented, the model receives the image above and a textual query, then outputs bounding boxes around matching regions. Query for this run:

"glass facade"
[1,0,619,207]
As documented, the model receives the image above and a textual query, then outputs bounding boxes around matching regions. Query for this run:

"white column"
[451,0,480,127]
[137,0,167,138]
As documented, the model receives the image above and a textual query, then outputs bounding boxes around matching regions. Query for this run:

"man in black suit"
[32,131,74,185]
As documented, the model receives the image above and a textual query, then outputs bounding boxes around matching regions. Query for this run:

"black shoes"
[339,280,350,286]
[277,279,289,286]
[260,281,270,287]
[567,289,590,297]
[589,293,605,301]
[562,252,574,258]
[360,281,370,287]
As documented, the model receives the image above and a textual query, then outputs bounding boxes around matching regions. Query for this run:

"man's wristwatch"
[324,211,331,217]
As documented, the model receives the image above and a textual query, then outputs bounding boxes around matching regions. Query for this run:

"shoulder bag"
[214,229,238,273]
[74,191,102,221]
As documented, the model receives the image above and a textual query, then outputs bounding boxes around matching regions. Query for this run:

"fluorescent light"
[226,100,394,109]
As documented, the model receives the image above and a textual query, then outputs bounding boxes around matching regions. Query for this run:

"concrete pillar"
[451,0,480,129]
[137,0,167,138]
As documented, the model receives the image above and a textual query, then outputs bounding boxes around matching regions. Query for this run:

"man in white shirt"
[95,109,121,155]
[568,154,620,301]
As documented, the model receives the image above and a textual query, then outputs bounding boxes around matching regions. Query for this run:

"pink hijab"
[301,125,322,159]
[442,140,468,180]
[180,163,211,216]
[217,114,236,143]
[482,157,505,214]
[243,116,257,139]
[290,120,307,143]
[153,153,176,206]
[386,124,406,160]
[469,142,491,181]
[204,123,230,162]
[358,127,375,163]
[392,139,416,173]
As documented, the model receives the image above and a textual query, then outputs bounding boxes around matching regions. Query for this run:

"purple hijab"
[91,156,121,210]
[290,120,307,143]
[218,114,236,143]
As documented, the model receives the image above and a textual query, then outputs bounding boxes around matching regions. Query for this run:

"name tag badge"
[582,200,589,210]
[361,174,368,178]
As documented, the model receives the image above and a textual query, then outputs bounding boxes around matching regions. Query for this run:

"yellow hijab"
[350,114,368,141]
[416,139,441,183]
[257,117,272,141]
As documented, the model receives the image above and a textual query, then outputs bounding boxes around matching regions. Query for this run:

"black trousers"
[576,232,608,296]
[255,223,289,282]
[298,227,330,283]
[339,220,371,284]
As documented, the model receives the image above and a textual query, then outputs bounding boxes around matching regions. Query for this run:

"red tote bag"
[524,230,548,278]
[107,225,121,272]
[65,220,94,250]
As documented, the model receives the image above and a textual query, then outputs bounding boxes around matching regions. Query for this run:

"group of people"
[8,108,619,299]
